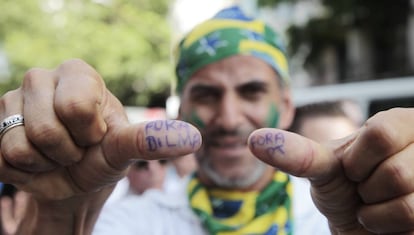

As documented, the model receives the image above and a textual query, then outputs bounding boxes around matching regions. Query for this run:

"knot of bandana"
[187,171,293,235]
[174,5,290,93]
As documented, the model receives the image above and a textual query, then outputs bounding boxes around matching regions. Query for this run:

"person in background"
[0,185,28,235]
[288,100,363,233]
[0,5,414,235]
[289,100,362,142]
[125,160,168,195]
[163,153,198,195]
[93,159,189,235]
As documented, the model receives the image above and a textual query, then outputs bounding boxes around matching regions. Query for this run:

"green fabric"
[187,172,293,235]
[174,5,290,93]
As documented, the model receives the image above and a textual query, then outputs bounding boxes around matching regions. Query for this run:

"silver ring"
[0,114,24,140]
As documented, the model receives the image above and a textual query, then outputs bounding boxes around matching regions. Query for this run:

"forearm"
[17,186,114,235]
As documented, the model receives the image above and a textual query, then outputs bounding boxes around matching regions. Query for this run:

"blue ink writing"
[144,120,201,151]
[250,132,285,156]
[145,120,191,134]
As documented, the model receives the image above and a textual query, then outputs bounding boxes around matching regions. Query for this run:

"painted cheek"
[183,110,206,129]
[265,103,280,128]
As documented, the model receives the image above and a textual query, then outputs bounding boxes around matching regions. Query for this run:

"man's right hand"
[0,59,201,201]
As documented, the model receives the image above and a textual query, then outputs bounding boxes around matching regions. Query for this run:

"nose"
[214,93,244,130]
[147,160,162,172]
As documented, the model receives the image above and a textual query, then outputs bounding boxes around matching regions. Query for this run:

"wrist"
[18,186,114,235]
[329,223,375,235]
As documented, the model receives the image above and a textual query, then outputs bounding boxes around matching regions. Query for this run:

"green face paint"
[265,103,280,128]
[183,111,206,129]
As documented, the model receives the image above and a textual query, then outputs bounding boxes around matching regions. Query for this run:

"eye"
[238,81,268,101]
[189,85,221,104]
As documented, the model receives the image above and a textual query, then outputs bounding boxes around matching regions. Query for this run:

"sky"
[170,0,234,36]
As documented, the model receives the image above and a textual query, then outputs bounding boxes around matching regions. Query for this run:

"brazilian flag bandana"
[174,5,290,93]
[187,171,293,235]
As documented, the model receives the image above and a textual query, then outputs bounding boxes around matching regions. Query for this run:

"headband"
[174,5,290,93]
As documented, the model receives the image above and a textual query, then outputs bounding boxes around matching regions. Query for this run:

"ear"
[278,89,295,130]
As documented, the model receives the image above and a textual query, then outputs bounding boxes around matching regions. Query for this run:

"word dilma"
[145,133,201,151]
[144,120,201,151]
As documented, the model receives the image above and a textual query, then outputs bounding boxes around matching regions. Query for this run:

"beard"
[196,125,268,188]
[198,156,267,188]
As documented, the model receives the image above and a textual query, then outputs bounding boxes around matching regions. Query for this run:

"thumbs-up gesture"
[249,108,414,234]
[0,59,202,234]
[0,59,201,234]
[0,59,201,200]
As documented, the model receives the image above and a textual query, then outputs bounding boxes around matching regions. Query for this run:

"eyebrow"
[236,80,268,92]
[189,84,222,96]
[190,80,268,91]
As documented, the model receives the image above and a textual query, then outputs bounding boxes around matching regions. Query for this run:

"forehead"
[182,55,280,91]
[301,116,357,141]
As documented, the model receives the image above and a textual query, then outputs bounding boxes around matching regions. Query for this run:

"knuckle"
[343,156,365,182]
[55,97,97,123]
[57,59,102,82]
[59,58,89,70]
[22,68,46,89]
[0,90,21,111]
[26,123,80,165]
[384,160,410,192]
[1,89,17,101]
[363,116,396,153]
[2,143,37,169]
[398,195,414,225]
[27,121,63,149]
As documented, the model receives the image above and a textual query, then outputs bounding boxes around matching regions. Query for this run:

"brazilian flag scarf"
[187,171,293,235]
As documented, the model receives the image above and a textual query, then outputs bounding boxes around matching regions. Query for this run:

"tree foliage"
[0,0,172,106]
[258,0,411,82]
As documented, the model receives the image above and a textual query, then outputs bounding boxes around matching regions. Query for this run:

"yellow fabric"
[183,20,265,47]
[188,171,292,235]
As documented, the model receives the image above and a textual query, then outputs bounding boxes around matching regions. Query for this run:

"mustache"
[203,127,253,143]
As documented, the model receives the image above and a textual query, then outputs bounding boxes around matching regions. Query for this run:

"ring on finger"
[0,114,24,141]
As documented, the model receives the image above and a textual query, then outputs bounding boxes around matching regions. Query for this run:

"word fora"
[145,120,201,151]
[145,119,192,134]
[250,132,285,156]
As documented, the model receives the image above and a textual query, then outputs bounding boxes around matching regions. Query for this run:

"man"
[96,6,312,234]
[0,5,414,235]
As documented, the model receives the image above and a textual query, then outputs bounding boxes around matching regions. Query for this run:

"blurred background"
[0,0,413,119]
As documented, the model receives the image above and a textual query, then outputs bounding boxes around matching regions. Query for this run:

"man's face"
[179,55,293,188]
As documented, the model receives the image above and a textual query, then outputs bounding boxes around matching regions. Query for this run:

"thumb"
[248,128,364,232]
[107,119,202,169]
[248,128,355,181]
[25,119,202,200]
